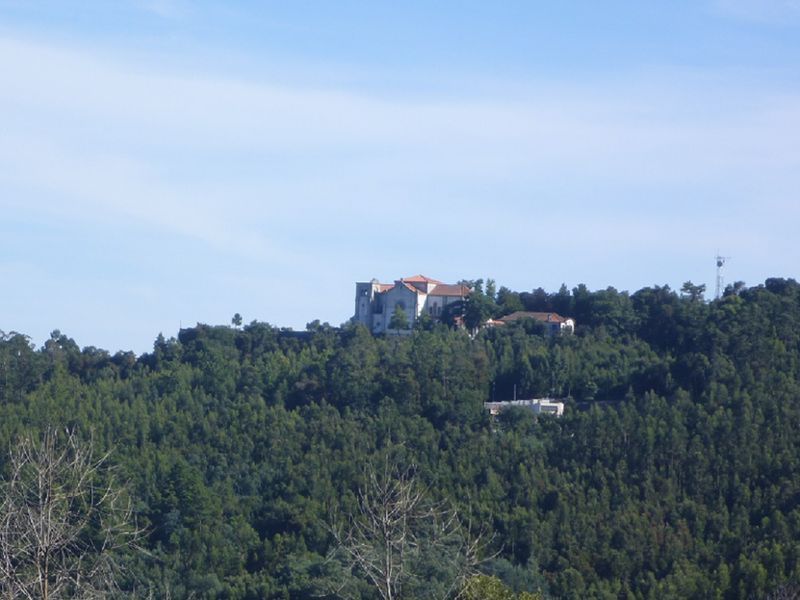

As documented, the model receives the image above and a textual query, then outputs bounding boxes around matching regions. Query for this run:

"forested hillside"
[1,278,800,599]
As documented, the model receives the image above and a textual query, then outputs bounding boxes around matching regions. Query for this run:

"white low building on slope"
[484,398,565,417]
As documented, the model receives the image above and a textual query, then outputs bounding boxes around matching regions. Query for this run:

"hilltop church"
[354,275,469,334]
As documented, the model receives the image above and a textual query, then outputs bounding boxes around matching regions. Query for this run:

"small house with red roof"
[491,311,575,335]
[354,275,470,334]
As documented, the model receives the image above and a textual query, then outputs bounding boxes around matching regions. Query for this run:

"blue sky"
[1,1,799,353]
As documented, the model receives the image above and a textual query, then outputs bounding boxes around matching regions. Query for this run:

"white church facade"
[354,275,470,334]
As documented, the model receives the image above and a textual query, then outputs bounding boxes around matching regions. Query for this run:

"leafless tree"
[325,456,488,600]
[0,427,142,599]
[766,583,800,600]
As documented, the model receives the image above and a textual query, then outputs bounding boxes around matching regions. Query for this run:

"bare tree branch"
[766,582,800,600]
[324,454,491,600]
[0,427,144,599]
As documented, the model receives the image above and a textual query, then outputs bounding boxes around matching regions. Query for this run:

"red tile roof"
[428,283,470,297]
[499,311,570,324]
[401,275,443,284]
[401,282,424,294]
[371,276,469,297]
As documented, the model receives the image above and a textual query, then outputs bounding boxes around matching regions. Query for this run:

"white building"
[484,398,565,417]
[354,275,470,334]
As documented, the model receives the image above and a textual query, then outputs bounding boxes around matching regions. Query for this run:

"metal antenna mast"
[715,254,730,299]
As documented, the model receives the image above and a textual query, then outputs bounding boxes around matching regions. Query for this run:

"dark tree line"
[0,278,799,598]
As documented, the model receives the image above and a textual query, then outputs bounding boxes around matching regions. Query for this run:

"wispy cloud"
[3,34,799,258]
[712,0,800,24]
[133,0,187,19]
[3,35,798,180]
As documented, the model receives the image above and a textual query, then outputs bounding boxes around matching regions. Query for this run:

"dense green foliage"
[1,278,800,598]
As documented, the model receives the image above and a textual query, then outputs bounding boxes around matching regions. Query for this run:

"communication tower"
[715,254,730,299]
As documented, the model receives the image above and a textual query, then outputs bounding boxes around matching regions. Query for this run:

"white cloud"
[712,0,800,23]
[133,0,187,19]
[5,40,799,196]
